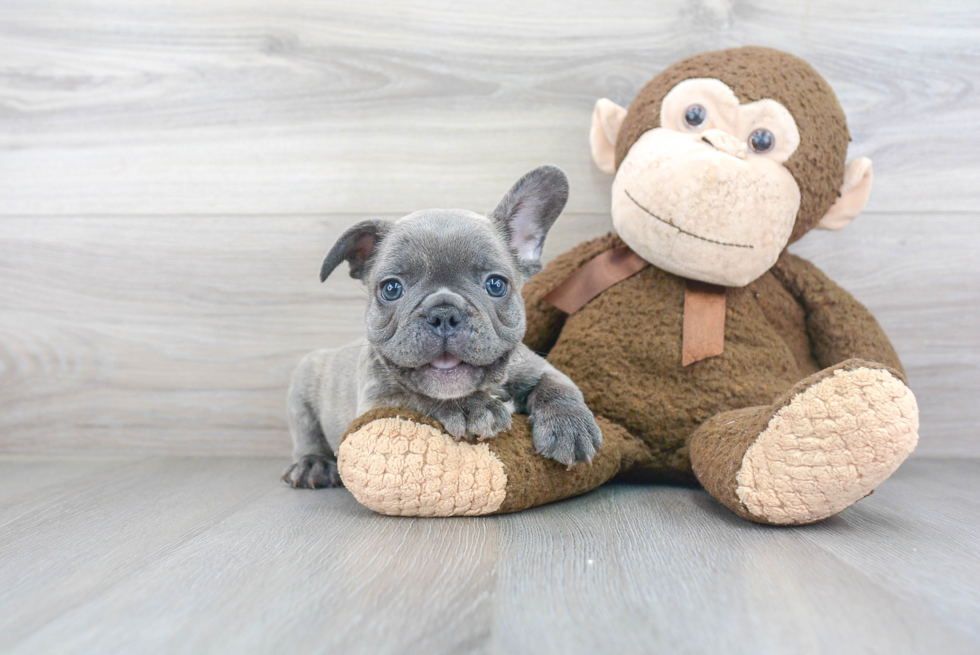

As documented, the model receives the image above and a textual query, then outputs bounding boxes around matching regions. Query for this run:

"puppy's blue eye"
[485,275,508,298]
[380,279,403,301]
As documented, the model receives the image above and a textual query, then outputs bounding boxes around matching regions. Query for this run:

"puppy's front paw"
[531,404,603,468]
[464,395,513,441]
[282,455,343,489]
[429,405,467,440]
[429,395,513,441]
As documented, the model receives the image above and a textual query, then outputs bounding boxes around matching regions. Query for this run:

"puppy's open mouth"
[429,353,464,370]
[385,349,511,400]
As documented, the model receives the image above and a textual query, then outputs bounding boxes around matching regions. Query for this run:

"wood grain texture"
[0,456,276,646]
[0,212,608,456]
[493,461,980,654]
[0,0,978,216]
[1,456,978,654]
[798,459,980,642]
[1,212,975,456]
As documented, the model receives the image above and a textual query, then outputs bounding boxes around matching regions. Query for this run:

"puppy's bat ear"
[320,219,391,282]
[490,165,569,277]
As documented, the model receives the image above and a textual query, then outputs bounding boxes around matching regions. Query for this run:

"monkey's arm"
[770,251,904,375]
[522,232,624,355]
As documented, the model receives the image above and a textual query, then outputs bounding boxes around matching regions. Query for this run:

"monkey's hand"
[771,252,904,373]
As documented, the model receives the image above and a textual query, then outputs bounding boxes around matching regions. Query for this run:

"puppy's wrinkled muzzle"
[425,304,463,338]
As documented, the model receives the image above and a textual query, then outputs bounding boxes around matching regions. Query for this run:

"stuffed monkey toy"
[335,47,919,524]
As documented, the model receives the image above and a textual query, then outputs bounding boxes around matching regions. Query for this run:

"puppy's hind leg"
[282,356,343,489]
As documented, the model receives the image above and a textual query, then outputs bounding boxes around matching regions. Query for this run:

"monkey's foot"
[337,412,508,516]
[691,359,919,525]
[337,409,642,517]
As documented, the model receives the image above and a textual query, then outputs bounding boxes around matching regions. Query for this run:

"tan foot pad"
[736,367,919,525]
[338,416,507,517]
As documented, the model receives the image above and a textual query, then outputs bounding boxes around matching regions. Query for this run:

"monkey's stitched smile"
[624,189,754,249]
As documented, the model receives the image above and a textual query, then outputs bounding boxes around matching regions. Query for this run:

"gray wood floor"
[1,456,978,654]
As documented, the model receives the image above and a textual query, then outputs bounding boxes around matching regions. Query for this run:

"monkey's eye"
[380,279,404,301]
[684,104,707,128]
[748,128,775,153]
[485,275,508,298]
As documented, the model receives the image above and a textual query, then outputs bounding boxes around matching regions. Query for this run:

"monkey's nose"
[426,305,463,338]
[701,128,748,159]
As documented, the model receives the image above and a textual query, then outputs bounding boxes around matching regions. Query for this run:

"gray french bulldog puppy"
[282,165,603,489]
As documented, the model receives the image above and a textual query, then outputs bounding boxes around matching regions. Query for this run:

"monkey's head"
[591,46,873,287]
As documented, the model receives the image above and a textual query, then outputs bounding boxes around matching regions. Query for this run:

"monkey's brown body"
[523,232,903,482]
[333,46,920,524]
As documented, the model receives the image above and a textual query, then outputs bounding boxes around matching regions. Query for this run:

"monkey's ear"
[590,98,628,175]
[320,219,391,282]
[816,157,874,231]
[491,165,569,277]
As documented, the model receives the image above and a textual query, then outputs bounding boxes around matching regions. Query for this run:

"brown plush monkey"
[336,47,919,524]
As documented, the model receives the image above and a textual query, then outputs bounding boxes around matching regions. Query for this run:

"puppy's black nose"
[426,305,463,337]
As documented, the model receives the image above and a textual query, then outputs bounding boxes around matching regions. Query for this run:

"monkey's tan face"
[611,78,803,287]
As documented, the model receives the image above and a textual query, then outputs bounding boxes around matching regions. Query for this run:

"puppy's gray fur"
[283,166,602,489]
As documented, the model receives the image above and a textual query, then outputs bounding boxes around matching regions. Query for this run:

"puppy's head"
[320,165,569,400]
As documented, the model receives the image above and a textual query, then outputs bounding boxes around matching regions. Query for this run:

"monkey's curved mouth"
[624,189,754,249]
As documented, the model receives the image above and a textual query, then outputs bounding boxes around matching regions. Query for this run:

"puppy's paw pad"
[282,455,343,489]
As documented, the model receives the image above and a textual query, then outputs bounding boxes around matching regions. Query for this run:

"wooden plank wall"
[1,0,977,457]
